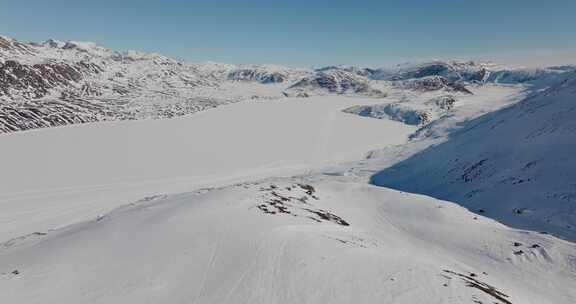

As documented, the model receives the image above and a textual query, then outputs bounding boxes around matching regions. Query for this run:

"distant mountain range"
[1,34,574,133]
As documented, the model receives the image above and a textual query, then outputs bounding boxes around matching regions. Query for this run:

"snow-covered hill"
[372,71,576,241]
[1,178,574,304]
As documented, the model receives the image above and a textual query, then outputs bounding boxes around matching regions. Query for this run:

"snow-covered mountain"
[487,65,574,88]
[371,71,576,240]
[384,60,492,82]
[4,34,574,134]
[0,35,310,133]
[285,68,385,97]
[227,64,309,84]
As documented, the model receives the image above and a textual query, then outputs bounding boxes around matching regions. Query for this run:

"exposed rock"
[228,67,289,83]
[400,76,472,94]
[344,103,431,126]
[430,95,457,111]
[390,61,490,83]
[286,69,385,97]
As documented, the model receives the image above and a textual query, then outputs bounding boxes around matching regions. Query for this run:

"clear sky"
[2,0,576,67]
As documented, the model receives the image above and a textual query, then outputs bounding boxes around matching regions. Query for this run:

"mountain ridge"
[1,34,575,134]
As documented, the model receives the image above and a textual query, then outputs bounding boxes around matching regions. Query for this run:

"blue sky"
[2,0,575,67]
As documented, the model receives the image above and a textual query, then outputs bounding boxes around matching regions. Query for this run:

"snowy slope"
[372,71,576,240]
[1,179,574,304]
[343,81,524,130]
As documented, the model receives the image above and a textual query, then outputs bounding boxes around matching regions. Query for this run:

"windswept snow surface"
[0,96,414,242]
[1,179,575,304]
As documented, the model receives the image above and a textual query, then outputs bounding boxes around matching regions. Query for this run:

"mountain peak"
[43,38,65,48]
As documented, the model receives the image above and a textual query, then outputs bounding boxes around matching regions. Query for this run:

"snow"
[343,83,526,134]
[1,179,574,303]
[2,35,576,304]
[1,84,575,303]
[371,72,576,241]
[0,96,414,242]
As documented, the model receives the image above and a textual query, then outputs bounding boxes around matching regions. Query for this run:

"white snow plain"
[0,96,414,242]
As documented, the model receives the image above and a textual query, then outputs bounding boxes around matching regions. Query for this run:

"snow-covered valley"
[0,96,415,242]
[1,34,576,303]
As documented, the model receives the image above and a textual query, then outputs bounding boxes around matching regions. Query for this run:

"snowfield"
[2,179,575,304]
[0,96,414,242]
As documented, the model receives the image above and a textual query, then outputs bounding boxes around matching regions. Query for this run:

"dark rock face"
[1,61,68,98]
[432,95,457,111]
[287,70,384,97]
[0,99,104,133]
[344,103,431,126]
[0,60,104,99]
[393,61,489,83]
[406,76,450,91]
[402,76,472,94]
[402,63,452,79]
[315,66,377,78]
[314,71,366,93]
[0,36,34,54]
[228,69,288,83]
[0,36,249,134]
[0,55,224,134]
[448,82,473,94]
[0,96,220,133]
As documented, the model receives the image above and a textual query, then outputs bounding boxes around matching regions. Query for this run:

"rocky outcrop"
[285,69,385,97]
[0,36,294,133]
[344,103,430,126]
[399,76,472,94]
[429,95,457,111]
[227,67,289,83]
[0,60,103,100]
[389,61,490,83]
